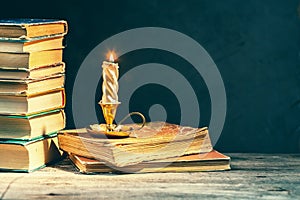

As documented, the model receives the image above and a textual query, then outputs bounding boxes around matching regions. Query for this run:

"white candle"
[101,53,119,103]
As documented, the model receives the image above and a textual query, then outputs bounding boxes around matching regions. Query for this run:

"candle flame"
[106,51,117,62]
[109,53,114,62]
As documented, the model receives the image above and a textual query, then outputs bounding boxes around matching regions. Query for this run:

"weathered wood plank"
[0,153,299,199]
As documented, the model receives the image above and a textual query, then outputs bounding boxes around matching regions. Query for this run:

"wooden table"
[0,154,299,199]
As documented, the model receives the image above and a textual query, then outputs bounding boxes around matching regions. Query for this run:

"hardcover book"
[0,109,65,140]
[0,74,64,95]
[0,19,68,39]
[0,49,63,69]
[69,150,230,173]
[0,36,64,53]
[0,132,64,172]
[58,122,213,167]
[0,62,65,80]
[0,88,65,115]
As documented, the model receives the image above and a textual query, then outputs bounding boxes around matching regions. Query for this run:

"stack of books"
[0,19,68,172]
[58,122,230,173]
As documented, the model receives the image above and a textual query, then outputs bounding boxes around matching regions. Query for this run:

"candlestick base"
[98,101,146,138]
[87,123,130,138]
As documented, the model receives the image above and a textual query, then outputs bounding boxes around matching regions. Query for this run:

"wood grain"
[0,153,299,199]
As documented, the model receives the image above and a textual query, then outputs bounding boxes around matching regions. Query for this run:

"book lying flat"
[0,74,64,95]
[0,19,68,39]
[69,150,230,173]
[0,36,64,53]
[0,109,65,140]
[0,88,65,115]
[0,49,63,69]
[0,132,63,172]
[0,62,65,80]
[58,122,213,167]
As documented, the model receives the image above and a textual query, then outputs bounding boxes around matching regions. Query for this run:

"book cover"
[0,131,57,144]
[0,19,67,26]
[0,19,68,39]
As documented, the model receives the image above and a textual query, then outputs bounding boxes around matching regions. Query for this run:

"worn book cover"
[0,19,68,39]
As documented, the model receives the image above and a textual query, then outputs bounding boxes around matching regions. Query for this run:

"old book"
[0,74,64,95]
[0,19,67,39]
[0,109,65,140]
[0,36,64,53]
[69,150,230,173]
[58,122,213,167]
[0,49,63,69]
[0,132,63,172]
[0,88,65,115]
[0,62,65,80]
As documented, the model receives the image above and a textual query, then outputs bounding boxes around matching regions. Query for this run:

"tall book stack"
[0,19,68,172]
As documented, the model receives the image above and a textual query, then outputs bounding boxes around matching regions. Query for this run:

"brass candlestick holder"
[99,100,120,132]
[94,100,146,138]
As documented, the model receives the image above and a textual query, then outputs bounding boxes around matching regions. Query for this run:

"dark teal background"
[1,0,300,153]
